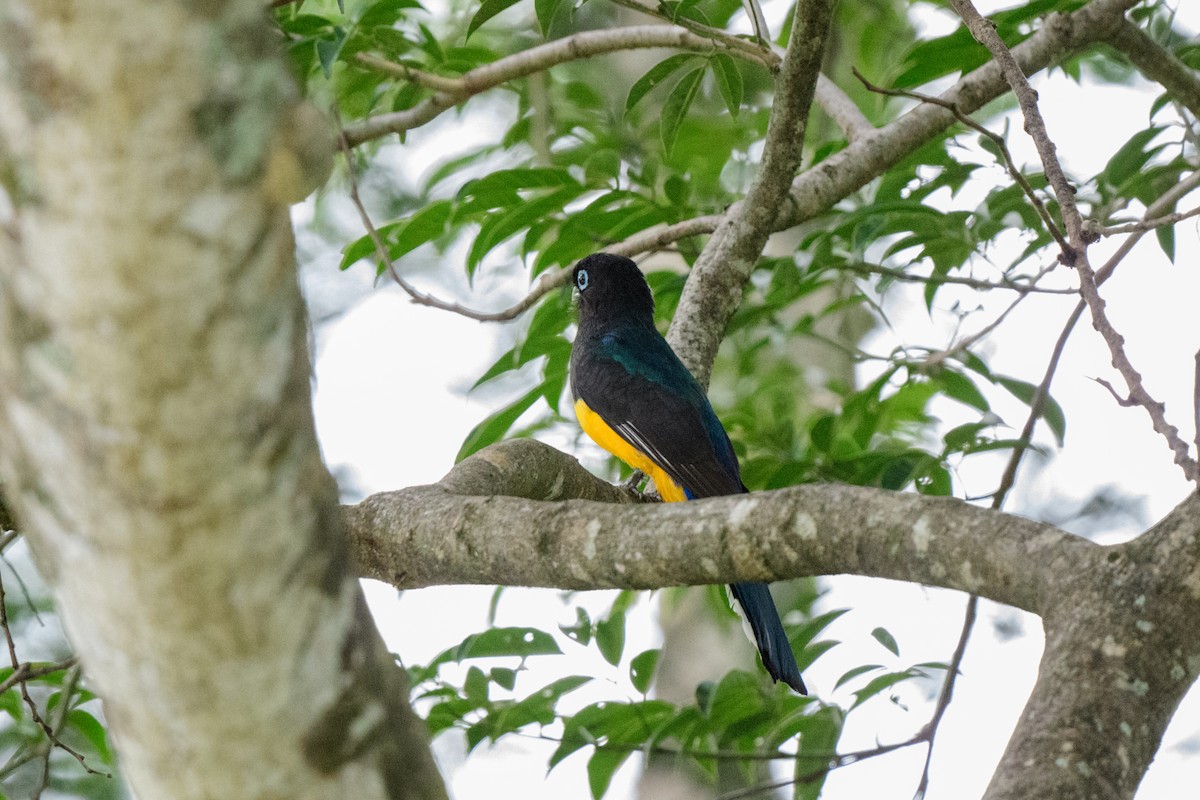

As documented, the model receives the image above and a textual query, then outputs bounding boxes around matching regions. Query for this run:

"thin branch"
[0,571,105,777]
[1092,204,1200,236]
[717,738,926,800]
[666,0,836,384]
[852,67,1068,253]
[913,594,977,799]
[1073,256,1199,482]
[948,0,1198,483]
[604,0,873,144]
[948,0,1086,259]
[841,261,1076,295]
[337,133,568,321]
[32,663,81,800]
[740,0,770,43]
[0,657,77,696]
[606,0,779,66]
[920,263,1056,370]
[1106,17,1200,119]
[344,26,777,146]
[608,0,1144,267]
[1095,168,1200,282]
[995,301,1084,499]
[1194,350,1200,469]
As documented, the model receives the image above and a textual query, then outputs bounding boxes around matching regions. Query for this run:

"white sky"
[306,4,1200,798]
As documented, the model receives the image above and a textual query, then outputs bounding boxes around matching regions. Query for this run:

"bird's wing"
[572,328,742,498]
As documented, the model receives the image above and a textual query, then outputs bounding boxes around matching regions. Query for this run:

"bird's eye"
[576,269,589,291]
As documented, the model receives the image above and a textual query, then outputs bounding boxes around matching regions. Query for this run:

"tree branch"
[344,440,1095,617]
[949,0,1090,260]
[344,26,776,146]
[814,74,874,141]
[1106,17,1200,119]
[667,0,836,384]
[609,0,1142,270]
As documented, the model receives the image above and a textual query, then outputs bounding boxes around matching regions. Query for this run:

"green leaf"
[851,668,922,709]
[316,27,349,78]
[560,606,593,645]
[939,370,989,412]
[625,54,699,114]
[535,0,565,36]
[997,376,1066,446]
[833,663,882,690]
[660,67,705,156]
[467,0,523,38]
[707,670,768,730]
[340,200,453,271]
[457,167,578,208]
[67,709,113,766]
[709,53,743,118]
[467,185,586,277]
[454,626,563,660]
[595,612,626,666]
[1156,223,1175,263]
[587,747,630,800]
[793,706,843,800]
[464,665,490,703]
[629,649,661,694]
[358,0,426,27]
[870,626,900,657]
[491,667,517,690]
[1103,126,1165,188]
[456,383,544,460]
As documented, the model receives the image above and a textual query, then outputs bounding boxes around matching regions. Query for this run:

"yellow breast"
[575,399,687,503]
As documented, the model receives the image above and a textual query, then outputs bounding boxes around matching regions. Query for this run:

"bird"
[568,252,807,694]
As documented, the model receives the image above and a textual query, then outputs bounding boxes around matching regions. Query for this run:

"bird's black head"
[573,253,655,324]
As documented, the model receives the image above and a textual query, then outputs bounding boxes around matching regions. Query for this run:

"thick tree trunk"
[0,3,445,799]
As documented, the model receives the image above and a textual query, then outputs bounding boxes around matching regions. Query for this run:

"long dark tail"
[728,581,807,694]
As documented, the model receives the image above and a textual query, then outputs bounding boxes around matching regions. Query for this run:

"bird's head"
[572,253,655,324]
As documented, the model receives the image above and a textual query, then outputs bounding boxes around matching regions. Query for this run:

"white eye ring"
[576,269,589,291]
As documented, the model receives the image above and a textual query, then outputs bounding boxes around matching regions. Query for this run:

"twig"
[716,738,924,800]
[336,132,568,322]
[948,0,1087,260]
[0,657,78,696]
[1091,204,1200,236]
[601,0,1143,272]
[1093,376,1139,407]
[32,664,82,800]
[1194,350,1200,470]
[920,263,1056,370]
[741,0,770,43]
[913,595,977,799]
[606,0,778,67]
[948,0,1198,483]
[0,571,105,777]
[852,67,1069,254]
[1073,256,1199,482]
[344,25,777,145]
[842,261,1075,295]
[1,552,43,626]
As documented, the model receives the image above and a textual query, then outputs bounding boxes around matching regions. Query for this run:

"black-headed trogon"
[569,252,807,695]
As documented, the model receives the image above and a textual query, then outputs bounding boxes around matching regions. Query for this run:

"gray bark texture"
[0,2,445,799]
